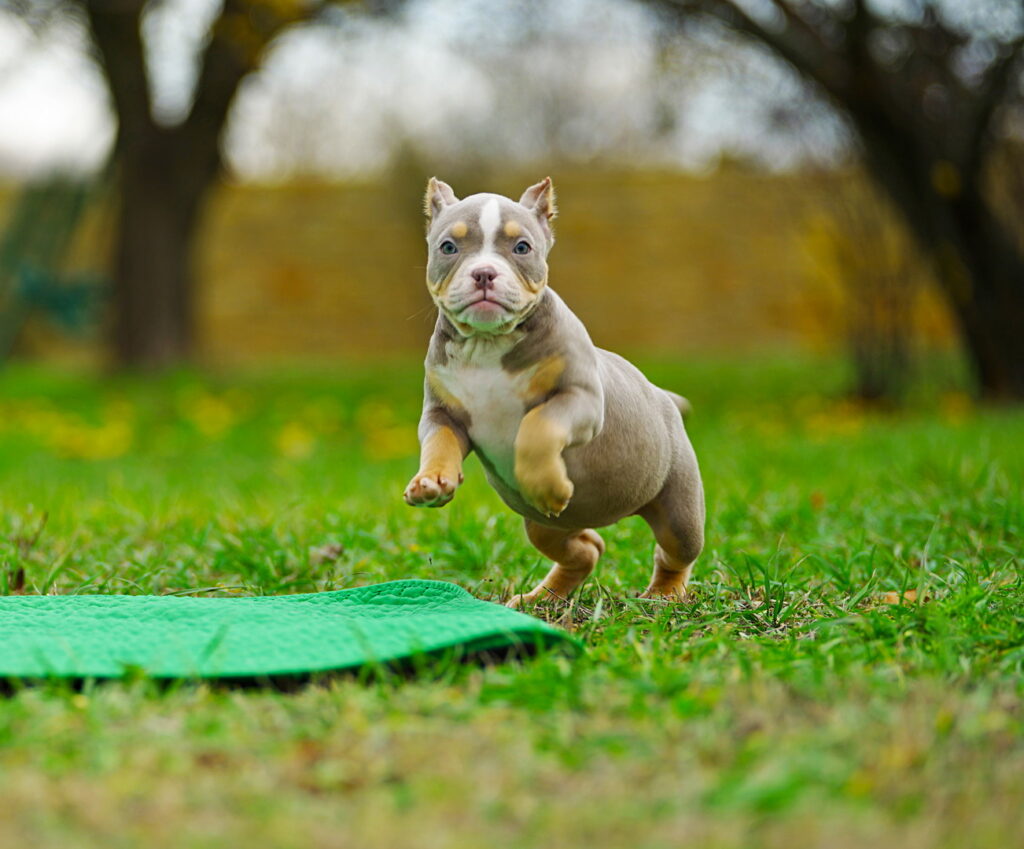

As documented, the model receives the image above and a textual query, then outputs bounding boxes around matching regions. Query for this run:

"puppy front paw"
[515,458,574,517]
[403,470,462,507]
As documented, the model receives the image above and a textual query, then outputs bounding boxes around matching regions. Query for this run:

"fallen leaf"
[881,589,918,604]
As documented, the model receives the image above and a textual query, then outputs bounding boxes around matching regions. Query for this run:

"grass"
[0,356,1021,849]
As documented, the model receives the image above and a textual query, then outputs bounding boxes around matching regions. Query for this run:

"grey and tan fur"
[404,177,705,606]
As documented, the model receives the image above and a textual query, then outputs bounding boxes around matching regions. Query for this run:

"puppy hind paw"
[506,589,554,609]
[638,583,687,601]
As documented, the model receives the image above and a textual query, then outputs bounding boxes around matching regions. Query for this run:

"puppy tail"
[665,391,693,418]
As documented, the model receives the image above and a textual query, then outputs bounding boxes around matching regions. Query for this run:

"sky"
[0,0,851,180]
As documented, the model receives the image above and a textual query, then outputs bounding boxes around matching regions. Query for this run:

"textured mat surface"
[0,580,577,679]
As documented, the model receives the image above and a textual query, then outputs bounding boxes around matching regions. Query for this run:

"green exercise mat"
[0,580,578,680]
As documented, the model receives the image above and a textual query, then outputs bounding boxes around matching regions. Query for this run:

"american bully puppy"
[404,177,704,607]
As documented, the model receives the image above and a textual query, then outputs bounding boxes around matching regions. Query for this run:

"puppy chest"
[436,366,527,479]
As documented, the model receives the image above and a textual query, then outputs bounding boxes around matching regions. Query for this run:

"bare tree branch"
[648,0,1024,398]
[174,0,327,207]
[187,1,310,132]
[659,0,856,105]
[964,35,1024,179]
[82,0,153,145]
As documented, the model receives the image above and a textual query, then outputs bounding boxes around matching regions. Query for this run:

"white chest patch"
[434,336,530,484]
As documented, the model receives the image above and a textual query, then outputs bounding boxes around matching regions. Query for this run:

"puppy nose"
[471,266,497,289]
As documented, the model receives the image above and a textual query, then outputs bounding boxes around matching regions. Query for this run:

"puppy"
[404,177,704,607]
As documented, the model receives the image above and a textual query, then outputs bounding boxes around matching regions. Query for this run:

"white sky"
[0,14,112,174]
[0,0,849,179]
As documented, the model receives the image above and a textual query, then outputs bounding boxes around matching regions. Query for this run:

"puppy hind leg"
[506,520,605,608]
[639,483,704,601]
[643,544,694,600]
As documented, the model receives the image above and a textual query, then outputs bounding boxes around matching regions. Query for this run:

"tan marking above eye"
[451,221,468,239]
[503,220,521,238]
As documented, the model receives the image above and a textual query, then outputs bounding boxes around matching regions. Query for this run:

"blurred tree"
[653,0,1024,400]
[82,0,323,368]
[2,0,363,368]
[800,170,928,404]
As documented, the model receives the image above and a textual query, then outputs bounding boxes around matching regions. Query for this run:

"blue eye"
[440,240,458,255]
[513,240,532,255]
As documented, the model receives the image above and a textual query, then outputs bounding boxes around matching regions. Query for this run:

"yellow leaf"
[881,590,918,604]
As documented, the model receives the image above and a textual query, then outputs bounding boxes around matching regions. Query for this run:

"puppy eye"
[439,240,458,255]
[513,240,532,255]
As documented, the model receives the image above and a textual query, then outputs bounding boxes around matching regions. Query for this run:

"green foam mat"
[0,580,578,680]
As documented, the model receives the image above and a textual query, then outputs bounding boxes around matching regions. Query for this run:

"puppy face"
[423,178,557,336]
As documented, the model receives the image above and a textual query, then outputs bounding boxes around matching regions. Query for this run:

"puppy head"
[423,177,557,336]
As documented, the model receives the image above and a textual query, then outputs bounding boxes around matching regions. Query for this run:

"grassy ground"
[0,357,1021,849]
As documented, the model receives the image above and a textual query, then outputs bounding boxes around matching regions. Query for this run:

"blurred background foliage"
[0,0,1022,404]
[0,168,956,362]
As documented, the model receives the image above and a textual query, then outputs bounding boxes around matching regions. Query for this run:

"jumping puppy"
[404,177,705,607]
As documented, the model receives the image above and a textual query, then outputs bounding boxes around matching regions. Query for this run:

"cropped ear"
[424,177,459,222]
[519,177,557,223]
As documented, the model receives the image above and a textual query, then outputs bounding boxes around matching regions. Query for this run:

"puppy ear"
[424,177,458,221]
[519,177,557,222]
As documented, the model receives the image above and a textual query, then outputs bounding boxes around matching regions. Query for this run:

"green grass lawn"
[0,357,1021,849]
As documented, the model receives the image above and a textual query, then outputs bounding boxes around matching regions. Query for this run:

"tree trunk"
[113,134,208,367]
[856,123,1024,401]
[662,0,1024,400]
[955,290,1024,400]
[84,0,277,370]
[942,215,1024,400]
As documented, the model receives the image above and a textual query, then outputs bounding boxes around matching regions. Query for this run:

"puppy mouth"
[455,293,512,318]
